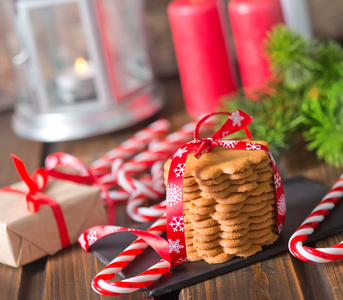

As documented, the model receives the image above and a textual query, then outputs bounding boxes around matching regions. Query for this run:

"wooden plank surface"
[40,77,189,300]
[1,77,343,299]
[0,111,45,300]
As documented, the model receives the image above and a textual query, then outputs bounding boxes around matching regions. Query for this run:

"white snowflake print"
[175,257,187,265]
[277,194,286,216]
[246,143,261,150]
[166,183,183,207]
[173,163,186,177]
[78,234,86,250]
[173,147,188,158]
[168,239,185,253]
[270,154,276,167]
[219,140,239,149]
[274,172,282,189]
[169,216,184,232]
[198,148,209,157]
[221,130,230,138]
[104,225,119,234]
[229,110,244,127]
[87,230,98,244]
[278,222,284,235]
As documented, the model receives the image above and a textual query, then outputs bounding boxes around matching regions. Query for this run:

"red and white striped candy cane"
[90,215,170,296]
[136,200,167,221]
[96,120,214,221]
[89,119,170,177]
[124,161,166,222]
[93,121,204,219]
[101,161,166,217]
[289,174,343,262]
[103,120,212,189]
[114,159,164,200]
[114,121,214,222]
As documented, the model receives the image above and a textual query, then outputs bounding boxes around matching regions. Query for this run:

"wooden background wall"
[1,0,343,110]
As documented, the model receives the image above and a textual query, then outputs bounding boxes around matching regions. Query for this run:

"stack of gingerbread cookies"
[164,140,278,264]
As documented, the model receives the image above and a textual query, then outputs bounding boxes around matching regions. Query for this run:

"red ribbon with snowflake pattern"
[165,110,286,266]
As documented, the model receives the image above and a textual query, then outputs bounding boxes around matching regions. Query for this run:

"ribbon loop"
[194,110,253,141]
[45,152,115,224]
[45,152,94,184]
[11,154,44,195]
[193,110,253,159]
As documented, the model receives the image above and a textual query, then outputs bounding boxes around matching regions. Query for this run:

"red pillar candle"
[228,0,284,97]
[168,0,237,118]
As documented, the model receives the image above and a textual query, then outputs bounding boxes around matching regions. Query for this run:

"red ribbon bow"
[193,111,253,158]
[44,152,115,224]
[1,154,70,248]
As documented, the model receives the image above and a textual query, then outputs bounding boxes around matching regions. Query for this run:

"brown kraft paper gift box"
[0,178,107,267]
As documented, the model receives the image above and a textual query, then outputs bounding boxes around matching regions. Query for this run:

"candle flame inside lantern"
[74,57,89,75]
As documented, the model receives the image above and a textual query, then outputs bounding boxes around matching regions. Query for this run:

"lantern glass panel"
[21,1,99,111]
[95,0,153,100]
[32,4,94,106]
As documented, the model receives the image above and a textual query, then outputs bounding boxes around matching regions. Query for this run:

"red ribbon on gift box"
[1,155,70,248]
[78,110,286,296]
[44,152,115,225]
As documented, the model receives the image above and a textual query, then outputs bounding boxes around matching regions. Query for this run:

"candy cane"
[102,120,212,189]
[118,121,214,222]
[91,121,209,220]
[91,215,170,296]
[99,161,166,219]
[99,120,214,221]
[89,119,170,177]
[124,161,166,222]
[289,175,343,262]
[137,200,167,221]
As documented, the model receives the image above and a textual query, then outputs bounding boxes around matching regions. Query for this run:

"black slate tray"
[90,176,343,297]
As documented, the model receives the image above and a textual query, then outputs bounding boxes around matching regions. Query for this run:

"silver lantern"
[7,0,164,141]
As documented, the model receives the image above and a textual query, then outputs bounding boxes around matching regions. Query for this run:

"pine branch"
[220,83,303,156]
[265,25,320,90]
[302,81,343,166]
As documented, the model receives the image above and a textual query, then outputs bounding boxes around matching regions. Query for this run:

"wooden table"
[1,77,343,300]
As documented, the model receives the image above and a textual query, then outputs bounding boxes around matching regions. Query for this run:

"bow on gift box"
[44,152,115,224]
[1,154,70,248]
[78,110,286,296]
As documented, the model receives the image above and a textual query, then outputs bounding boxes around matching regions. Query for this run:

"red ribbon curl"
[44,152,115,224]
